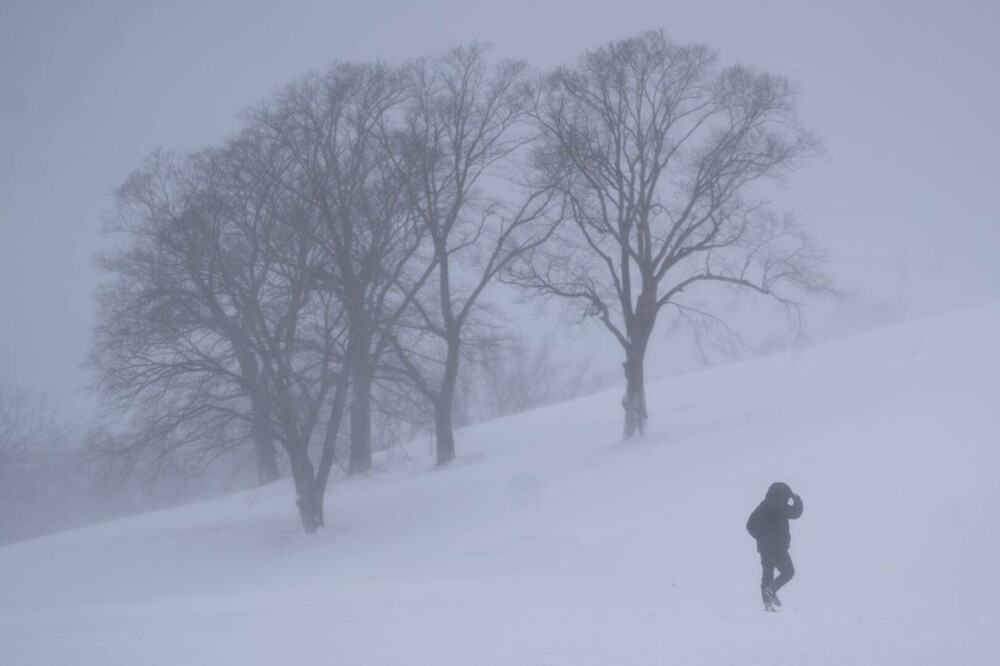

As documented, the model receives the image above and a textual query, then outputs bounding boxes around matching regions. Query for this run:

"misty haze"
[1,1,998,664]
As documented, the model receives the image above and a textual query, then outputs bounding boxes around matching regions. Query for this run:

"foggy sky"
[1,0,998,417]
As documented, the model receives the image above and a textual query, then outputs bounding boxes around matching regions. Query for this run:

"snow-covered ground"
[2,304,998,665]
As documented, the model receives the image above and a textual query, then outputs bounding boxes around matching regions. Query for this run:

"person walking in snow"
[746,482,803,611]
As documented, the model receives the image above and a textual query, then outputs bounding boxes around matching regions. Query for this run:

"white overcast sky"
[1,0,998,416]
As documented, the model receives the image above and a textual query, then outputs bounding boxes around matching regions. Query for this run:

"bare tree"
[511,32,830,439]
[91,62,437,529]
[0,387,101,545]
[0,387,61,487]
[385,44,559,466]
[214,128,348,531]
[254,62,435,475]
[90,135,346,532]
[90,149,281,486]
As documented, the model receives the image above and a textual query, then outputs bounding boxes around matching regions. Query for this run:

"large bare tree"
[254,62,435,475]
[385,45,558,466]
[512,32,829,439]
[91,149,282,486]
[213,129,348,531]
[91,137,346,532]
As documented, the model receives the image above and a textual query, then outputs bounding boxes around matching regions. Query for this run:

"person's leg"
[760,551,776,603]
[771,550,795,593]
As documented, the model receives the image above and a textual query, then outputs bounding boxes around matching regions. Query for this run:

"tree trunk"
[435,398,456,467]
[290,452,322,533]
[345,312,374,476]
[250,405,280,485]
[315,372,350,526]
[435,340,461,467]
[622,347,648,440]
[348,363,373,475]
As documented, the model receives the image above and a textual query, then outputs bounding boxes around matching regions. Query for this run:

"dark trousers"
[760,549,795,601]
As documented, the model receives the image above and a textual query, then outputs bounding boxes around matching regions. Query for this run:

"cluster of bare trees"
[88,32,828,532]
[0,387,75,543]
[0,387,62,491]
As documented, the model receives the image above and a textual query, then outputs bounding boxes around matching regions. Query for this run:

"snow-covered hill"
[2,304,998,665]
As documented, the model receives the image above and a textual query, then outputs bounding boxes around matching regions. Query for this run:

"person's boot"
[762,587,778,612]
[770,589,782,607]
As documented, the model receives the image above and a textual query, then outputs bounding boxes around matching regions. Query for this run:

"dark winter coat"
[746,482,803,553]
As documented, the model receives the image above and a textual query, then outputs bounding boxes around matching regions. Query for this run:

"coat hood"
[765,482,793,504]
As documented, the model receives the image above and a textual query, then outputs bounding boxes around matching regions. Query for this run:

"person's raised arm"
[787,494,804,519]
